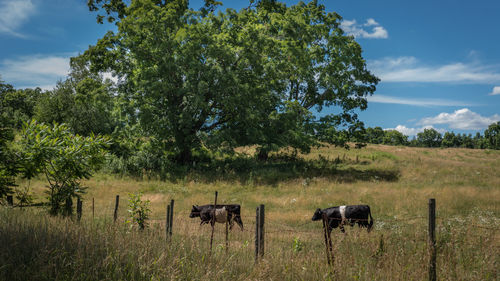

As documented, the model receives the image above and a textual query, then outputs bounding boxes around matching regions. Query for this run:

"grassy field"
[1,144,499,280]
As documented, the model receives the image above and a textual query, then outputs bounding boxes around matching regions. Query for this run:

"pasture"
[1,144,499,280]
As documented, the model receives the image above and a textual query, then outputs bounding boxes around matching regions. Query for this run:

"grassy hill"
[1,144,499,280]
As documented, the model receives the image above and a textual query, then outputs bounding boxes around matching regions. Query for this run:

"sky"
[1,0,499,137]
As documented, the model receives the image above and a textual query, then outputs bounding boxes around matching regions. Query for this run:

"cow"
[189,204,244,231]
[312,205,374,233]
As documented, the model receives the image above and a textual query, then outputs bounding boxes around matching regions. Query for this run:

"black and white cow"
[189,204,244,231]
[312,205,374,233]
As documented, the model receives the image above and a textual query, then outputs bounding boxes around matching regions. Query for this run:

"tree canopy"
[84,0,379,162]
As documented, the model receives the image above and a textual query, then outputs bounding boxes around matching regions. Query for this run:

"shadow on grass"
[161,154,400,186]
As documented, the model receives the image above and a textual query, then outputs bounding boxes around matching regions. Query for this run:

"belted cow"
[312,205,374,233]
[189,204,244,231]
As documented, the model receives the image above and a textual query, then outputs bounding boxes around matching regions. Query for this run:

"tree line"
[358,126,500,149]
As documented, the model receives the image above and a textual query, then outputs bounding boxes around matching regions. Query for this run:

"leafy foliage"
[484,121,500,149]
[0,79,18,199]
[35,58,117,137]
[85,0,378,163]
[19,121,109,215]
[126,192,151,230]
[416,128,442,148]
[360,124,500,150]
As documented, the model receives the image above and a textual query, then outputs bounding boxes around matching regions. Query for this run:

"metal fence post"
[169,199,174,237]
[166,202,171,239]
[428,198,436,281]
[255,205,260,262]
[113,195,119,222]
[258,204,265,258]
[210,191,218,253]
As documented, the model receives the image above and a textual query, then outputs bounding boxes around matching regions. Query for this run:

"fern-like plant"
[126,192,151,230]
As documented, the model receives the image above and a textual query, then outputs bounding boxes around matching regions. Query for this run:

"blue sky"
[1,0,499,136]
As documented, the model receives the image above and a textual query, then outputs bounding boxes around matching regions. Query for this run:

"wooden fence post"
[165,201,170,239]
[210,191,218,254]
[6,195,13,206]
[225,212,229,253]
[76,197,82,221]
[169,199,174,237]
[255,204,265,262]
[428,198,436,281]
[322,213,334,265]
[113,195,119,222]
[258,204,265,258]
[255,205,260,262]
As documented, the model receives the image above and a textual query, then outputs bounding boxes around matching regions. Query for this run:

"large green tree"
[383,130,408,146]
[35,58,117,136]
[417,128,442,148]
[85,0,378,162]
[0,78,21,199]
[0,78,40,129]
[484,121,500,149]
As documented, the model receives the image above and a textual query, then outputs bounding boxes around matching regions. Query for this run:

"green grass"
[1,144,499,280]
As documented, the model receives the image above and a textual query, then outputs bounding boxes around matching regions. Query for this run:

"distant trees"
[416,128,442,148]
[0,78,25,200]
[484,122,500,149]
[35,57,117,136]
[366,127,385,144]
[0,108,16,200]
[0,79,40,129]
[361,124,500,149]
[383,130,408,146]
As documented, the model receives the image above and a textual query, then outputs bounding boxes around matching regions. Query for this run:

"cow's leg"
[340,219,347,233]
[357,220,365,228]
[329,220,339,233]
[234,215,244,231]
[228,214,234,230]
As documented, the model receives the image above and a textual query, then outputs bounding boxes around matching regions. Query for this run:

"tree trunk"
[257,148,269,161]
[176,147,192,164]
[63,196,73,217]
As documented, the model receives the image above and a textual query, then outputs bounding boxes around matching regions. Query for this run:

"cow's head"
[189,205,200,218]
[311,208,323,221]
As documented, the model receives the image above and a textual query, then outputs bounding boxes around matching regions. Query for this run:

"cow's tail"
[367,208,374,233]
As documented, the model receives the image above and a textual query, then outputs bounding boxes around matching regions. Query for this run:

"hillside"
[2,144,499,280]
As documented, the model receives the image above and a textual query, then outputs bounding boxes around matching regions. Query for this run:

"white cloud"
[364,18,378,26]
[367,94,477,107]
[0,54,71,89]
[385,125,445,137]
[0,0,35,37]
[341,18,388,39]
[489,86,500,95]
[417,108,500,130]
[369,56,500,83]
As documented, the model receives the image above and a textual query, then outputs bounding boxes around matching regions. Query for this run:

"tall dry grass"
[2,144,499,280]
